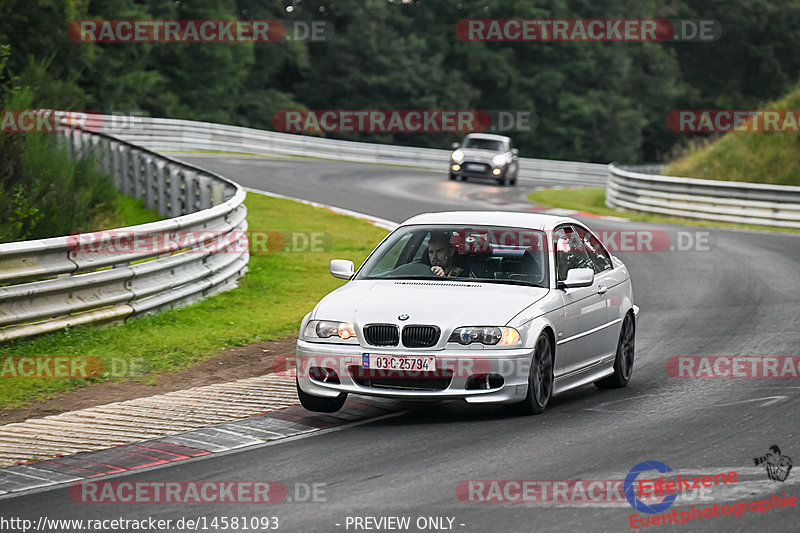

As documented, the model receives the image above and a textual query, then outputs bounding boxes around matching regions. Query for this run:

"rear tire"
[595,312,635,389]
[511,333,553,415]
[296,377,347,412]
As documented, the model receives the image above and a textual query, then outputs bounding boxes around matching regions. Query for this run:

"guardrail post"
[98,137,111,174]
[198,175,211,210]
[118,147,131,196]
[168,164,183,217]
[144,156,156,210]
[155,161,168,216]
[111,142,123,190]
[184,170,198,214]
[131,149,145,199]
[80,131,92,158]
[211,183,225,206]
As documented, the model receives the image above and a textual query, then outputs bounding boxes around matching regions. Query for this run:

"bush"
[0,81,117,243]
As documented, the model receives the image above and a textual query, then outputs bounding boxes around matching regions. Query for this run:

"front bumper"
[296,339,533,404]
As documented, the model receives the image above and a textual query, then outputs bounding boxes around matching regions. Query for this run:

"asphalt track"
[3,155,800,532]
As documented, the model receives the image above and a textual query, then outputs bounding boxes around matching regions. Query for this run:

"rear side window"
[574,225,613,273]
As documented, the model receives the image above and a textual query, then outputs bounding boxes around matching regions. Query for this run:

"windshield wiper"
[474,278,545,288]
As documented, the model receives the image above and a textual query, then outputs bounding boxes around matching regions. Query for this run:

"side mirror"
[330,259,355,280]
[511,148,519,156]
[451,142,460,149]
[559,267,594,289]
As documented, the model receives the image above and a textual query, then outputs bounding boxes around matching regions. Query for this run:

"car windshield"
[356,225,549,287]
[461,138,505,151]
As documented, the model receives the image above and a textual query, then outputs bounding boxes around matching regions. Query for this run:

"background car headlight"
[492,154,507,166]
[451,150,464,163]
[449,326,521,346]
[304,320,358,342]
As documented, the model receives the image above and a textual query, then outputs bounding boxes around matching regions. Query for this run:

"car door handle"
[597,285,608,295]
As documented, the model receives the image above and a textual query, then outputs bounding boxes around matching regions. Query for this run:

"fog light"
[309,367,340,384]
[492,168,502,176]
[451,164,461,171]
[466,373,504,390]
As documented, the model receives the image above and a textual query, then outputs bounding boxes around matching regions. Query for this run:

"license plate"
[465,163,484,171]
[362,353,436,371]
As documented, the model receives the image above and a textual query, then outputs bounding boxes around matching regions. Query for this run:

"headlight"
[304,320,357,342]
[492,154,507,166]
[451,150,464,163]
[449,326,521,346]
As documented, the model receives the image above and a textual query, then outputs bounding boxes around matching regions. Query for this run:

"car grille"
[402,325,440,348]
[349,366,453,391]
[363,324,399,346]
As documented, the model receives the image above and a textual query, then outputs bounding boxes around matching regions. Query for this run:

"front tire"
[296,377,347,412]
[595,312,635,389]
[449,172,457,180]
[511,333,553,415]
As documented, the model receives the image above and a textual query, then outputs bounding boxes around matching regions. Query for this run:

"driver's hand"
[431,266,445,277]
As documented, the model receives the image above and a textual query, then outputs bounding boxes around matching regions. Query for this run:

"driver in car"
[428,232,472,278]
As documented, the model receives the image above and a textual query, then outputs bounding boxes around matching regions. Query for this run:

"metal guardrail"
[0,126,249,342]
[92,116,609,188]
[607,163,800,228]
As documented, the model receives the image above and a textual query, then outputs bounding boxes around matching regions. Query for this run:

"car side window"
[553,226,594,282]
[575,226,613,273]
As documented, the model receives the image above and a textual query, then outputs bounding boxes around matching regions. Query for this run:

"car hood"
[312,279,548,327]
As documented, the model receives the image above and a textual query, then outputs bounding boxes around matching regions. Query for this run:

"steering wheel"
[389,262,436,276]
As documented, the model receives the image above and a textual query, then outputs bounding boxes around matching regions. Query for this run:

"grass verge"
[0,193,388,410]
[528,188,800,234]
[92,191,164,230]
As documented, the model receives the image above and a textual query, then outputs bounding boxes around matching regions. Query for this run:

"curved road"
[3,155,800,532]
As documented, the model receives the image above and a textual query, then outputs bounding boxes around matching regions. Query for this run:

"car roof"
[463,133,511,142]
[399,211,580,231]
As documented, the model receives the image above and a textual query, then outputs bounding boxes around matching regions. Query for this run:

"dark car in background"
[449,133,519,186]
